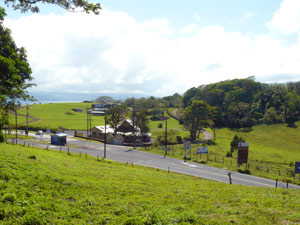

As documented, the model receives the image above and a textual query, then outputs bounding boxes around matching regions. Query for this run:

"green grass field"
[15,103,104,130]
[0,143,300,224]
[148,112,183,130]
[140,122,300,185]
[13,103,184,131]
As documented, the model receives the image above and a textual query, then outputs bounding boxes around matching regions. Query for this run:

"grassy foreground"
[0,144,300,224]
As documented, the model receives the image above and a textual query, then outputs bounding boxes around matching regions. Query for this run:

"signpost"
[197,147,208,154]
[196,146,208,161]
[183,141,191,150]
[237,142,249,165]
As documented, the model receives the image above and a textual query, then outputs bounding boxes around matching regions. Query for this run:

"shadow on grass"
[230,127,253,133]
[238,169,251,175]
[196,161,208,164]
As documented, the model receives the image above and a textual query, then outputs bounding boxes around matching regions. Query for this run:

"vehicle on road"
[36,130,43,135]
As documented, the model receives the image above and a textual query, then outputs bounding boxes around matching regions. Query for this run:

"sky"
[2,0,300,97]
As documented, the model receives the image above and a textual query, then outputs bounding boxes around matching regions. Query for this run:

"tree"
[134,108,150,133]
[230,135,245,153]
[3,0,101,14]
[182,100,216,140]
[94,96,113,103]
[106,105,128,135]
[0,7,34,111]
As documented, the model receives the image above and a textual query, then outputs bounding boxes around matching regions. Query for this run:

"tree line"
[182,78,300,128]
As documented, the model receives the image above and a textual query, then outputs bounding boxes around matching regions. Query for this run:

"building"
[87,110,105,116]
[51,133,68,146]
[90,119,151,145]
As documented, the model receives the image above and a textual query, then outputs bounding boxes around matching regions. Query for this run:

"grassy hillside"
[0,143,300,224]
[13,103,184,131]
[141,122,300,184]
[14,103,104,130]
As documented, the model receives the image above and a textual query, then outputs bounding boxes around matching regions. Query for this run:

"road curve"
[10,136,300,189]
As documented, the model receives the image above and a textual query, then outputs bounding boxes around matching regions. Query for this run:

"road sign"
[197,147,208,154]
[237,142,249,164]
[295,162,300,174]
[183,141,191,150]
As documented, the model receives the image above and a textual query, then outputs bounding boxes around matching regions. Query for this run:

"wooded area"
[183,78,300,128]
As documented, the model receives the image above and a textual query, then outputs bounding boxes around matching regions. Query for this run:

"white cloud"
[267,0,300,35]
[4,8,300,97]
[230,11,256,24]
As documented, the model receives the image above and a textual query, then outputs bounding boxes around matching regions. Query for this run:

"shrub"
[176,136,182,144]
[28,155,37,160]
[226,151,232,158]
[158,123,163,128]
[0,132,4,143]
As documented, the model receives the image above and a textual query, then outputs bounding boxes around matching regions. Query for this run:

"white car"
[35,130,43,135]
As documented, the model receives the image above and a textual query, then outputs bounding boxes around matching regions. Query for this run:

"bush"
[0,132,4,143]
[158,123,163,128]
[226,151,232,158]
[176,136,183,144]
[28,155,37,160]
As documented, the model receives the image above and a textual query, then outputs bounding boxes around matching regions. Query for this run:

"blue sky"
[2,0,300,96]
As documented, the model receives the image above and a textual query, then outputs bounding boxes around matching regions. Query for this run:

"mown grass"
[0,143,300,224]
[148,110,183,130]
[140,122,300,185]
[15,103,104,130]
[14,103,184,131]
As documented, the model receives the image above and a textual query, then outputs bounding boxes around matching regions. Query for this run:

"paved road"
[10,135,300,189]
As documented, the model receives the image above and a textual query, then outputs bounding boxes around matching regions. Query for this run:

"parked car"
[36,130,43,135]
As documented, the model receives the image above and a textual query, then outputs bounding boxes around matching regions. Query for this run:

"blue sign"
[295,162,300,174]
[197,147,208,154]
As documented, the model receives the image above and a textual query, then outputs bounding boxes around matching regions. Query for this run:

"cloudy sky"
[3,0,300,96]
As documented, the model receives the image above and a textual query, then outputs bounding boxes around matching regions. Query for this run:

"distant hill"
[29,92,148,103]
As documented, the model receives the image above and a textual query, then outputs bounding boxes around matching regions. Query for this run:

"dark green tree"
[182,100,216,140]
[230,135,245,153]
[0,7,34,111]
[134,108,150,133]
[3,0,101,14]
[106,105,128,135]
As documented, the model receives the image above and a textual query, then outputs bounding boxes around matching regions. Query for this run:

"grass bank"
[0,143,300,224]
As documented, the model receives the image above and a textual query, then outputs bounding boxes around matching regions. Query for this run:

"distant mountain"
[29,92,148,103]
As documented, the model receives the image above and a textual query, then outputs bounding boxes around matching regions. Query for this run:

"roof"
[94,126,115,133]
[52,133,68,137]
[238,142,249,147]
[92,126,150,137]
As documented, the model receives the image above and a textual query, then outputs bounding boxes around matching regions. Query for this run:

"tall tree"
[134,108,150,133]
[3,0,101,14]
[182,100,216,140]
[0,7,34,111]
[106,105,128,135]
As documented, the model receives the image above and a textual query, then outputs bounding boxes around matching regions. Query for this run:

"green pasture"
[148,111,183,130]
[12,103,184,131]
[140,122,300,184]
[0,143,300,224]
[15,103,104,130]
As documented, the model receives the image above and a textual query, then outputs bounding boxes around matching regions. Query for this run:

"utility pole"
[160,115,169,158]
[26,104,29,136]
[86,106,89,139]
[89,112,92,141]
[15,110,17,140]
[104,112,107,158]
[132,98,136,149]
